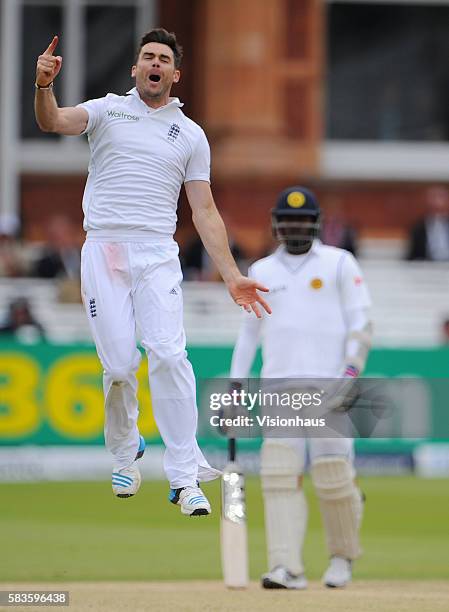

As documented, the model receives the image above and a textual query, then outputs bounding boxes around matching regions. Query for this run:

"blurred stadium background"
[1,0,449,597]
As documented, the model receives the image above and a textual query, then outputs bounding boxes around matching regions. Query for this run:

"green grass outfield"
[1,476,448,582]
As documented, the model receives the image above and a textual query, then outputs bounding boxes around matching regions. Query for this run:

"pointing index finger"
[44,35,58,55]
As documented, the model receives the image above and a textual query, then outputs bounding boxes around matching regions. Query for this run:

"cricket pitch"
[1,581,448,612]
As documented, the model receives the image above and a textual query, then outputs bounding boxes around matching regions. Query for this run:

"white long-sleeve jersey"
[230,241,372,379]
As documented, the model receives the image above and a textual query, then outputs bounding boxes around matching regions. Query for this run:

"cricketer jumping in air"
[34,28,271,516]
[230,186,373,588]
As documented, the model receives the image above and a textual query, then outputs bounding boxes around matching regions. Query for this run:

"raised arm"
[34,36,88,135]
[185,180,271,318]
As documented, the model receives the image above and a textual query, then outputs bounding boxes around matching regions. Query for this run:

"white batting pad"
[261,441,307,575]
[311,456,363,560]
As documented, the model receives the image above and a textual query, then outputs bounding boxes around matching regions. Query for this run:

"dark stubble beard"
[139,80,171,105]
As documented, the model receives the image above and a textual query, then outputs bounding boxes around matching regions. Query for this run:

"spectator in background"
[320,197,358,256]
[32,215,81,279]
[181,235,244,281]
[407,187,449,261]
[0,214,29,277]
[181,213,247,280]
[0,297,45,342]
[441,318,449,345]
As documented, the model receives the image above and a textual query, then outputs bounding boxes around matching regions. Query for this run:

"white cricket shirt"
[77,88,210,236]
[230,241,371,378]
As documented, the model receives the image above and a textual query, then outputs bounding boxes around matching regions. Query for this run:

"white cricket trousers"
[81,234,219,488]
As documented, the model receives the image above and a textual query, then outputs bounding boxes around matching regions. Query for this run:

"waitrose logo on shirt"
[106,110,140,121]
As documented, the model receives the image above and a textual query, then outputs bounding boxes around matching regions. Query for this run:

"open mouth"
[149,74,161,82]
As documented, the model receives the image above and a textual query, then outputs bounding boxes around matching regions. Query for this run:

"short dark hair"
[137,28,183,68]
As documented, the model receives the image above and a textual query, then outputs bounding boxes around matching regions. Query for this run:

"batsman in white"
[230,186,372,586]
[34,28,271,516]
